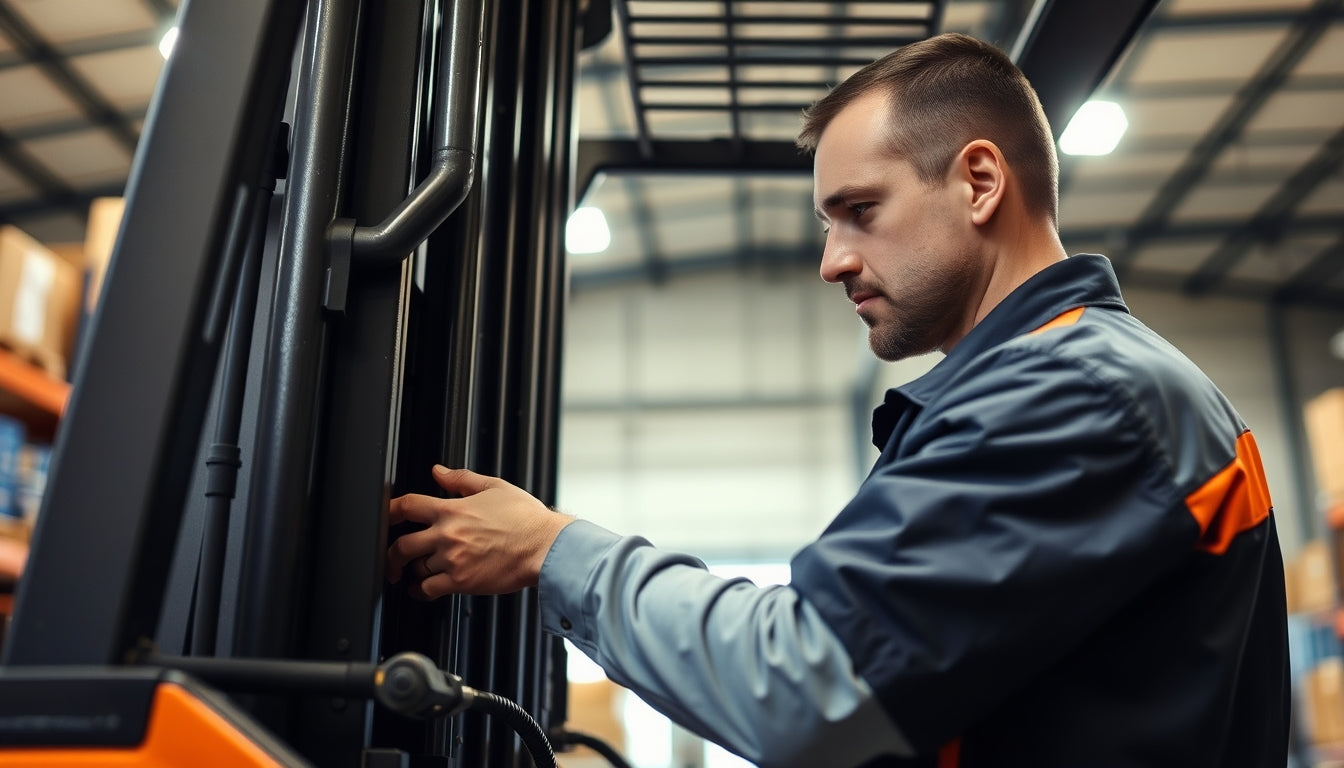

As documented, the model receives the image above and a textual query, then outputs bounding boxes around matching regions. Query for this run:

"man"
[387,33,1289,767]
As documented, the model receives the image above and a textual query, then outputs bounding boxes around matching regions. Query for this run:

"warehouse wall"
[557,262,1344,565]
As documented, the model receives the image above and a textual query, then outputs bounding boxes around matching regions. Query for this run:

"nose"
[819,230,860,284]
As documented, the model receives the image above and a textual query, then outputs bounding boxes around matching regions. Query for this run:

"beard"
[860,250,978,362]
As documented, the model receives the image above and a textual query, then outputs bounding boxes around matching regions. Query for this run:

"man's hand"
[386,465,574,599]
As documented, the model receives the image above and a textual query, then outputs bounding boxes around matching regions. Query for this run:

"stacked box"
[1306,389,1344,506]
[0,416,23,520]
[0,226,82,379]
[567,679,625,755]
[83,197,124,314]
[16,442,49,528]
[1293,540,1338,615]
[1306,657,1344,746]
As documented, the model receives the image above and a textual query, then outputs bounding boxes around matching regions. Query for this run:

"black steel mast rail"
[302,25,414,768]
[4,0,305,667]
[233,0,361,665]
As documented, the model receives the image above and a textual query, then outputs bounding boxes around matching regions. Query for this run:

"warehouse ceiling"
[0,0,1341,307]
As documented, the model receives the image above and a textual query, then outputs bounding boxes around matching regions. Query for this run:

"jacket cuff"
[538,518,622,647]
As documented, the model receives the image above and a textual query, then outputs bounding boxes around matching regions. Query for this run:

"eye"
[848,202,874,218]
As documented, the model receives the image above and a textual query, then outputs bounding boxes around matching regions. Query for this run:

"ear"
[956,140,1006,226]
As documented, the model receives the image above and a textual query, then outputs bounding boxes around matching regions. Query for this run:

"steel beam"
[1010,0,1162,138]
[0,28,160,71]
[0,0,141,153]
[577,138,810,197]
[1109,0,1344,276]
[1274,229,1344,305]
[1184,124,1344,295]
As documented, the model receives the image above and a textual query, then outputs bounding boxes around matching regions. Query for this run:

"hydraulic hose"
[144,650,558,766]
[466,689,558,768]
[551,729,634,768]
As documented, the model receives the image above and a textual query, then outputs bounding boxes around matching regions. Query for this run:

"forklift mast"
[0,0,583,765]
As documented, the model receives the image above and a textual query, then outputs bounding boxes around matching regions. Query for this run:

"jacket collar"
[871,254,1129,448]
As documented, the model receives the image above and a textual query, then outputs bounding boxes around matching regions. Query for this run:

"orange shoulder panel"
[1185,431,1272,555]
[1029,306,1085,336]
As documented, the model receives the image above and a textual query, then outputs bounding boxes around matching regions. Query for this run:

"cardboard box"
[1306,389,1344,506]
[0,226,82,379]
[1295,539,1337,616]
[566,679,626,755]
[1306,657,1344,745]
[83,197,124,314]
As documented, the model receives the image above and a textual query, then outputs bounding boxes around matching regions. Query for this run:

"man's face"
[812,92,984,362]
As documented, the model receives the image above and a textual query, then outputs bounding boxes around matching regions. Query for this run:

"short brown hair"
[797,33,1059,226]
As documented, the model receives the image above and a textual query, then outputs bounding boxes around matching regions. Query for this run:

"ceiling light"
[1330,328,1344,360]
[159,27,179,59]
[566,206,610,254]
[1059,100,1128,157]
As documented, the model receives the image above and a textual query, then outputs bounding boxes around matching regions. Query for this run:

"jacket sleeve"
[538,519,914,768]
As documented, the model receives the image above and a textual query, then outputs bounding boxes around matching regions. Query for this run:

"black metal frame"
[374,2,578,764]
[3,0,306,667]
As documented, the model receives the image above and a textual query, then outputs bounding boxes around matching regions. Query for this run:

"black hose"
[466,689,557,768]
[551,729,634,768]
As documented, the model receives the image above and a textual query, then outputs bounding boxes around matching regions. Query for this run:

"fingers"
[386,465,528,599]
[388,493,447,527]
[386,527,436,583]
[431,465,500,497]
[415,572,458,601]
[388,466,500,525]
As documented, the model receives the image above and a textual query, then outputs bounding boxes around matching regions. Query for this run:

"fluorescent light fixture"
[1330,328,1344,360]
[159,26,179,59]
[1059,100,1128,157]
[566,206,610,254]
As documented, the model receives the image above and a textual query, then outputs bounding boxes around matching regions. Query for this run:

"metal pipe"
[342,0,486,263]
[193,178,274,657]
[147,653,380,698]
[234,0,359,661]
